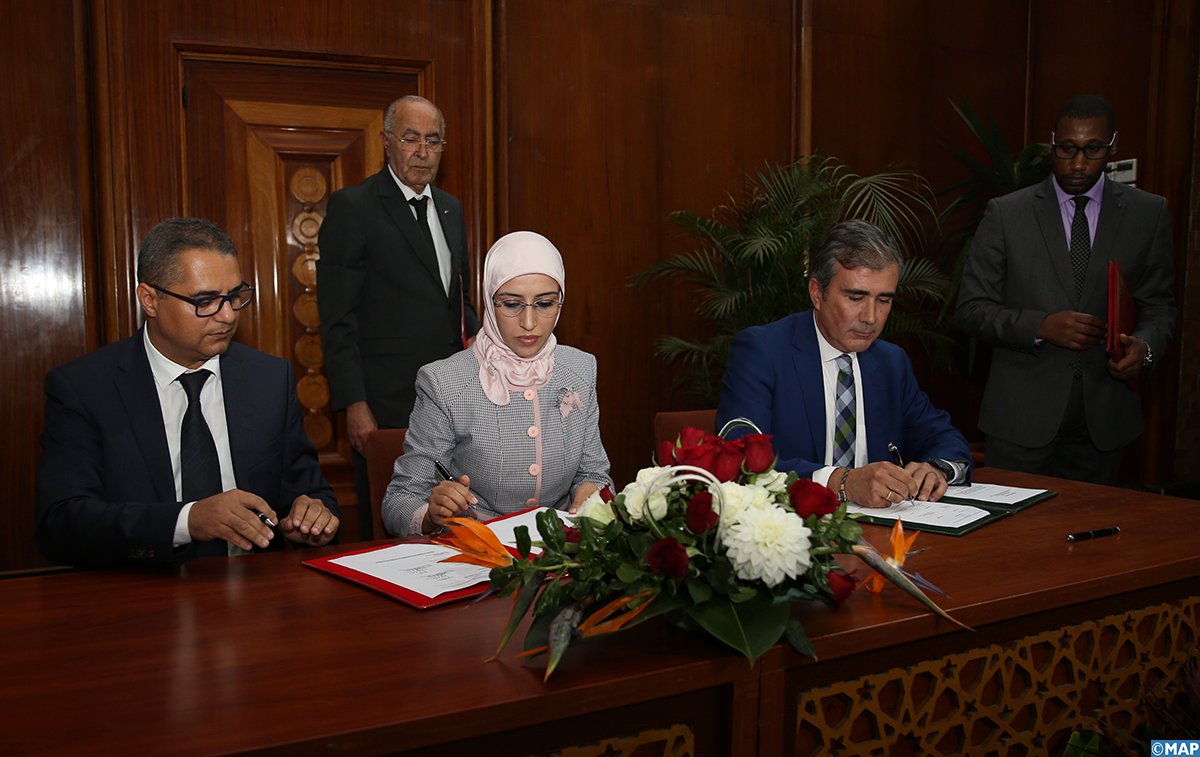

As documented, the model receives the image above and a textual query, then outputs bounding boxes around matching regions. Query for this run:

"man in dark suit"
[37,218,339,568]
[956,95,1176,483]
[718,220,971,507]
[317,95,480,537]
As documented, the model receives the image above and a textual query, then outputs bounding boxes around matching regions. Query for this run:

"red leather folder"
[303,507,542,609]
[1106,261,1137,389]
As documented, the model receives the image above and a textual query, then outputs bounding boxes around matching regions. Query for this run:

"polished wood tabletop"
[2,470,1197,755]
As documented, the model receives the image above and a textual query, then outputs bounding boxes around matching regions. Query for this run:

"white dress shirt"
[811,327,868,487]
[143,328,236,547]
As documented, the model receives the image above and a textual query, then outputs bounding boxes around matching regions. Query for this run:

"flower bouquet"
[438,420,962,680]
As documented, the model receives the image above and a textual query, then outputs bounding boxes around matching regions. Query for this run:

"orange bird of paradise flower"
[863,519,920,593]
[434,517,514,569]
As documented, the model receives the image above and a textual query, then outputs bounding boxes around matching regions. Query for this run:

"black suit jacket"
[316,169,481,428]
[35,331,337,567]
[956,176,1176,450]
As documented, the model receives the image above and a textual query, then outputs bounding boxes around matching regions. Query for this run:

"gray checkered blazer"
[381,345,613,536]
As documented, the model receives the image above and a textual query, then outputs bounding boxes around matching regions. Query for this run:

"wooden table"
[2,470,1197,755]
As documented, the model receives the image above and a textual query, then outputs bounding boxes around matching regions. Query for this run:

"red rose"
[564,526,582,544]
[713,438,746,482]
[657,440,677,466]
[742,433,775,474]
[827,569,857,606]
[686,491,719,534]
[675,442,720,475]
[599,484,615,503]
[789,478,838,518]
[678,426,707,447]
[646,537,689,580]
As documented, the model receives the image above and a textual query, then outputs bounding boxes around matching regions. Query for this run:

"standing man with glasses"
[957,94,1177,483]
[318,95,480,538]
[37,217,339,567]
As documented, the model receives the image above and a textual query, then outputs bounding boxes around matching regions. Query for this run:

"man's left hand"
[281,495,339,546]
[1107,333,1146,382]
[904,462,949,501]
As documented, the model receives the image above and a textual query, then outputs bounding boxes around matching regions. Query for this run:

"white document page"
[846,498,992,529]
[330,543,491,599]
[943,483,1048,506]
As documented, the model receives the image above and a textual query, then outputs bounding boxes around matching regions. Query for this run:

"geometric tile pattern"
[794,596,1200,756]
[549,724,694,757]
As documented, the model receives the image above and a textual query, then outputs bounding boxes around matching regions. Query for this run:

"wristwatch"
[929,459,956,482]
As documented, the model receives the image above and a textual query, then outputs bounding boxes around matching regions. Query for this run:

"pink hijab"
[472,231,566,406]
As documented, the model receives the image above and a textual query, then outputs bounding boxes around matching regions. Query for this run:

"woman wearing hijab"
[381,231,613,536]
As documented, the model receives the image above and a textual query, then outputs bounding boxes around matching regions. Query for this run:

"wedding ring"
[886,490,896,502]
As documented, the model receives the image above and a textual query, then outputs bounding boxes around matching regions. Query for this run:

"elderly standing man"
[717,220,972,507]
[37,217,339,567]
[317,95,481,537]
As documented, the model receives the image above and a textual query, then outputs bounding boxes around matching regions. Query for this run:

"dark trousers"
[351,447,373,540]
[984,375,1124,485]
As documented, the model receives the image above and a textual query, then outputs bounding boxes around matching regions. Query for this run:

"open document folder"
[846,482,1056,536]
[303,507,571,609]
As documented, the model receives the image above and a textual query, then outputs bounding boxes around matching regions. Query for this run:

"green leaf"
[616,562,643,583]
[515,525,532,558]
[686,578,713,604]
[495,570,545,657]
[684,592,789,665]
[544,605,584,681]
[536,509,566,553]
[784,617,817,660]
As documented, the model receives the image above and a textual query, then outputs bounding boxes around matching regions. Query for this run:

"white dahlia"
[720,506,812,588]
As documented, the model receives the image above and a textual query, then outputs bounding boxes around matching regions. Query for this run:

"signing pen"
[256,512,277,528]
[435,460,479,512]
[887,442,905,467]
[1066,527,1120,543]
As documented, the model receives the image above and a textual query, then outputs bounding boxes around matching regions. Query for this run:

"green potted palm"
[634,156,950,404]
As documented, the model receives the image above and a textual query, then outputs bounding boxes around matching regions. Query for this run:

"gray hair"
[383,95,446,134]
[137,217,237,286]
[809,220,901,290]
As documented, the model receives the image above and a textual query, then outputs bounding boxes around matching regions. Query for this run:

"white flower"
[753,469,789,494]
[621,467,673,522]
[721,506,812,588]
[708,482,772,526]
[574,491,615,526]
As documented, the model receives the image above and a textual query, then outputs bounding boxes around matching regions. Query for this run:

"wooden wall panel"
[498,0,797,484]
[0,1,95,570]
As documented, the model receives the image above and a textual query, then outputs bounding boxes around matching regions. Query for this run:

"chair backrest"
[653,409,718,443]
[364,428,408,538]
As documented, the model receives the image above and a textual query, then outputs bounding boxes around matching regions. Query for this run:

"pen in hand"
[887,442,905,467]
[256,512,277,528]
[435,460,478,515]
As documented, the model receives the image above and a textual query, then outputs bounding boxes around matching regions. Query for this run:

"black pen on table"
[435,460,478,514]
[1066,527,1120,543]
[887,442,905,467]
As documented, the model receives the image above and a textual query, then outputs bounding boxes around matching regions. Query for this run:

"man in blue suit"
[37,218,339,567]
[718,220,971,507]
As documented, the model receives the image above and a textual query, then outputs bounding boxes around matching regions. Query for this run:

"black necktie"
[178,369,222,503]
[409,196,434,248]
[1069,196,1091,297]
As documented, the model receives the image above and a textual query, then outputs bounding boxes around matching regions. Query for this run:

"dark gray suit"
[956,175,1175,457]
[317,169,480,428]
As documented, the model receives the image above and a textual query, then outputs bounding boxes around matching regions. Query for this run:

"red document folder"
[303,507,547,609]
[1107,261,1137,388]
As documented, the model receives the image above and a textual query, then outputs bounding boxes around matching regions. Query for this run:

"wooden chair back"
[364,428,408,538]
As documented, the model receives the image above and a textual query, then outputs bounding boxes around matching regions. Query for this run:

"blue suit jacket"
[717,311,971,479]
[36,330,337,567]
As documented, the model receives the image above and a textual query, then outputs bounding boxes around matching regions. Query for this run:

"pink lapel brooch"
[558,387,583,419]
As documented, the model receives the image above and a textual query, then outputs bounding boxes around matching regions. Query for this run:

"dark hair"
[136,217,237,286]
[809,220,901,290]
[1055,94,1117,135]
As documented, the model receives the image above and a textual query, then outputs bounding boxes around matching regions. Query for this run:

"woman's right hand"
[424,474,478,532]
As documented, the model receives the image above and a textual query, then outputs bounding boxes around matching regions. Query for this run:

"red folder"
[303,508,542,609]
[1106,261,1137,388]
